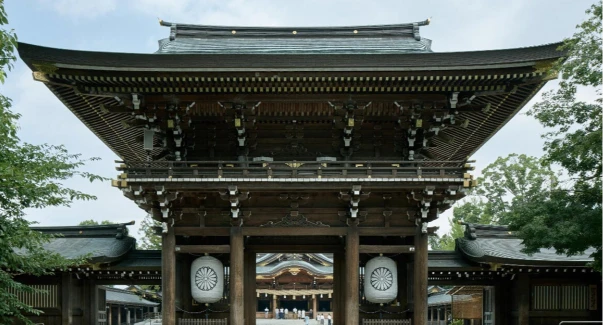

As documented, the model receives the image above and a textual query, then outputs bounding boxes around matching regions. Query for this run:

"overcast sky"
[1,0,595,241]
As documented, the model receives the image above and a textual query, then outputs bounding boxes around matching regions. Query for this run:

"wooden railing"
[178,319,227,325]
[428,321,447,325]
[98,310,107,325]
[363,319,412,325]
[116,159,470,180]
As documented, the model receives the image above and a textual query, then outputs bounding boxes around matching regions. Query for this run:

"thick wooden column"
[230,226,244,325]
[162,218,176,325]
[244,250,256,324]
[333,252,345,323]
[346,224,359,325]
[61,273,72,325]
[413,225,428,325]
[272,296,277,318]
[517,274,530,325]
[312,295,318,318]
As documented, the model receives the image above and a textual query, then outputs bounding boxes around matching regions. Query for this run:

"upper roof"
[26,222,136,264]
[456,223,596,267]
[156,20,432,54]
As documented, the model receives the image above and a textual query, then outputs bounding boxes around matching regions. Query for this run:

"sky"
[1,0,595,242]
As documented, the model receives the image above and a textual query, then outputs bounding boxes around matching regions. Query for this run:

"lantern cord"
[359,308,410,315]
[365,253,403,258]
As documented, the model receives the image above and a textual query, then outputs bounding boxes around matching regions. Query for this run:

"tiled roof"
[23,223,136,264]
[17,42,562,71]
[156,21,432,54]
[457,223,595,266]
[105,287,159,307]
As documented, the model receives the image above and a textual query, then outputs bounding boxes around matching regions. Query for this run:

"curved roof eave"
[17,42,564,73]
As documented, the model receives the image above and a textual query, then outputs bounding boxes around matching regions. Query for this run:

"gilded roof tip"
[427,17,432,25]
[158,18,163,25]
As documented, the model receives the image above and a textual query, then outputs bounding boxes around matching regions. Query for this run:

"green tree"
[78,219,113,226]
[429,218,463,251]
[137,214,161,250]
[515,3,602,271]
[0,2,104,323]
[455,154,558,225]
[432,155,557,250]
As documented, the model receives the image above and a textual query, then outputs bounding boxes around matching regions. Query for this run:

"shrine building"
[16,19,600,325]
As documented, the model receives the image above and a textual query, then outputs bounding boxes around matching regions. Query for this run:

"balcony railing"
[116,160,472,181]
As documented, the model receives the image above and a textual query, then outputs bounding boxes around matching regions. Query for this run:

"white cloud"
[37,0,117,19]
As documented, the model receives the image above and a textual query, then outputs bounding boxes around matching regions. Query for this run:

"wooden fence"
[98,310,107,325]
[178,319,228,325]
[363,319,412,325]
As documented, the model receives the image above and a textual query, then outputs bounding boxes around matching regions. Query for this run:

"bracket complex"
[219,186,249,219]
[339,185,370,218]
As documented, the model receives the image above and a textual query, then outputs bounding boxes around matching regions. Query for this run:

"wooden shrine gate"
[163,224,429,325]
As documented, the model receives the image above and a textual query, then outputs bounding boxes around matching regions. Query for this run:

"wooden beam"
[173,226,431,238]
[162,219,176,325]
[175,245,230,254]
[413,224,428,325]
[345,224,360,325]
[230,227,244,325]
[245,245,344,253]
[358,227,416,236]
[242,227,347,236]
[174,227,230,236]
[359,245,414,254]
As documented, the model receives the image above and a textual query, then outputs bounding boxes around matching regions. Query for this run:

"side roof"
[456,223,595,267]
[27,222,136,264]
[104,286,159,307]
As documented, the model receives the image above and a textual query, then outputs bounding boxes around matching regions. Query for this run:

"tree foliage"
[137,214,161,250]
[431,155,557,249]
[78,219,113,226]
[516,3,602,271]
[429,218,463,251]
[0,2,104,323]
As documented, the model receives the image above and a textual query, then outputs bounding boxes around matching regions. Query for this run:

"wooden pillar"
[272,296,278,318]
[397,256,408,313]
[244,250,256,324]
[87,281,99,325]
[313,295,318,318]
[162,217,176,325]
[108,305,113,325]
[346,224,359,325]
[413,225,428,325]
[117,305,122,325]
[517,274,530,325]
[230,226,244,325]
[333,252,345,324]
[61,273,72,325]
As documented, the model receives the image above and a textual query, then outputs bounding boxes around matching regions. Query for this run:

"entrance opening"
[427,285,495,325]
[255,253,334,323]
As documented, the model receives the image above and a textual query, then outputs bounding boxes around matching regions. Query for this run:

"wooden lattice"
[178,319,227,325]
[363,319,412,325]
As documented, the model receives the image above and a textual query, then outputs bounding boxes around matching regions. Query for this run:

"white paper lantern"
[191,256,224,303]
[364,256,397,303]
